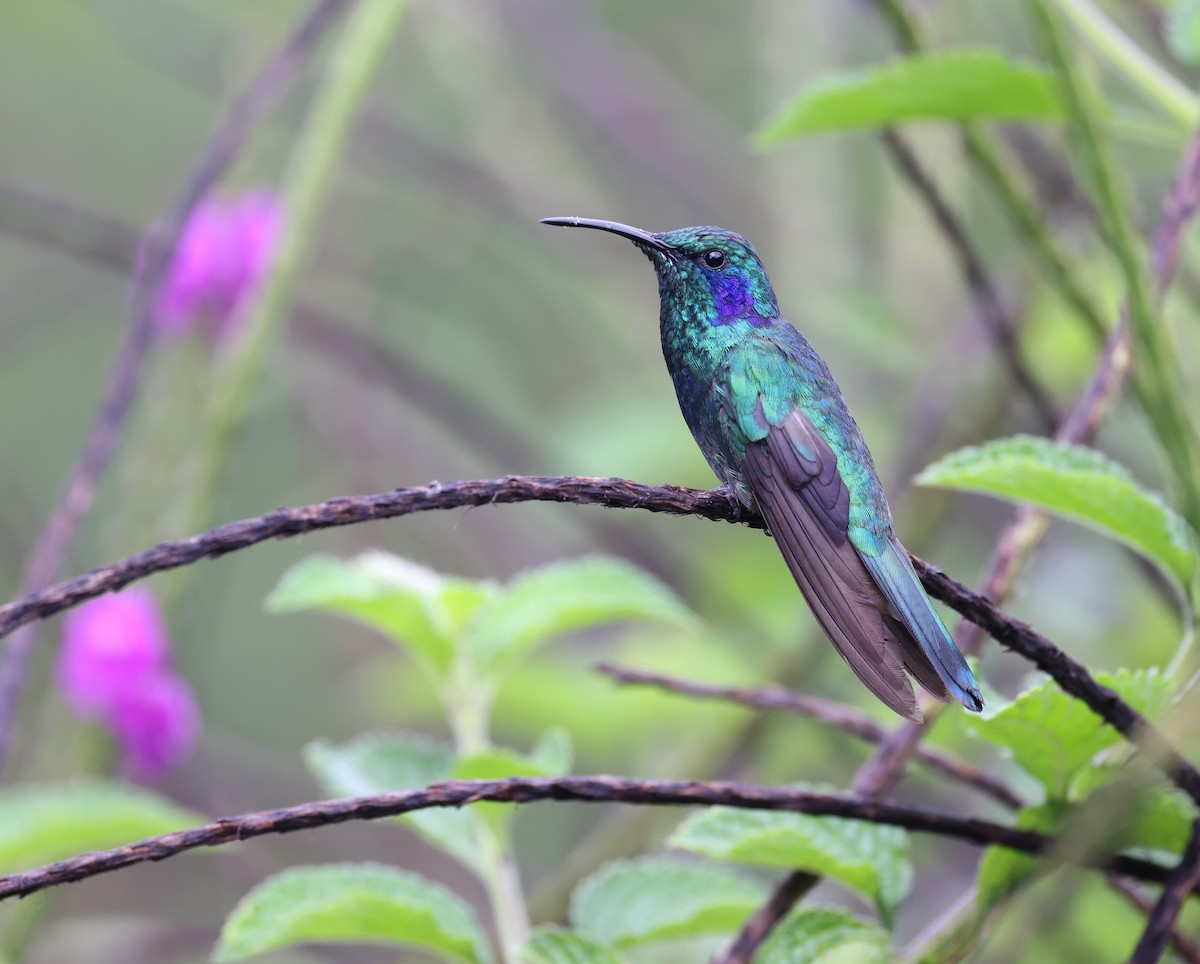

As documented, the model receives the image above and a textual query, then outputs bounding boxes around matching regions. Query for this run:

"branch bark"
[0,775,1182,903]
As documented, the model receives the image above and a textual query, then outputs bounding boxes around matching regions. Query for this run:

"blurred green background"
[1,0,1197,961]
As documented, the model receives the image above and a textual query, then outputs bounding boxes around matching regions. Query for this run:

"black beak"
[540,216,674,252]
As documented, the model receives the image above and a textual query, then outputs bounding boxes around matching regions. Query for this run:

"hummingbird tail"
[860,540,983,713]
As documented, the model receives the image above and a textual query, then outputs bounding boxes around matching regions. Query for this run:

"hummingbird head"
[541,217,779,328]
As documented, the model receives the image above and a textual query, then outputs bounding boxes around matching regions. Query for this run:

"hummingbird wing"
[735,402,923,720]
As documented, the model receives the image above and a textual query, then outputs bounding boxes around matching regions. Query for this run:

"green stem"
[445,672,530,961]
[186,0,411,529]
[1053,0,1198,129]
[1028,0,1200,531]
[875,0,1110,340]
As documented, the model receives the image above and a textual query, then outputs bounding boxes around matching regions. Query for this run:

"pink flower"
[110,671,201,781]
[58,589,200,781]
[153,190,283,343]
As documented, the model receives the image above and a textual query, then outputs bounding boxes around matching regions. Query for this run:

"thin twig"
[595,663,1024,809]
[1130,817,1200,963]
[0,473,1195,802]
[0,775,1183,903]
[880,128,1059,430]
[1112,871,1200,964]
[0,0,351,780]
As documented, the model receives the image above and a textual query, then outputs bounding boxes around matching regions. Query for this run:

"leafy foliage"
[521,927,627,964]
[669,804,911,924]
[756,908,892,964]
[963,669,1170,799]
[0,781,202,873]
[305,730,482,871]
[755,49,1059,145]
[570,856,769,948]
[977,802,1065,911]
[917,436,1199,600]
[213,863,492,962]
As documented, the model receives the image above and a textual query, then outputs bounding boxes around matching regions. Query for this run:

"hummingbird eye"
[702,248,727,269]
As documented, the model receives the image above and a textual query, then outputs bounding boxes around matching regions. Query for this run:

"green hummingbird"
[542,216,982,721]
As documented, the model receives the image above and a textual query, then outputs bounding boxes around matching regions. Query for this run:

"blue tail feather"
[859,539,983,712]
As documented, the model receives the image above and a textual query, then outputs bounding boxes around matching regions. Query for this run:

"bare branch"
[1131,818,1200,963]
[596,663,1024,809]
[0,775,1182,903]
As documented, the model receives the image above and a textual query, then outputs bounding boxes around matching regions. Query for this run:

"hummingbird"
[541,217,982,721]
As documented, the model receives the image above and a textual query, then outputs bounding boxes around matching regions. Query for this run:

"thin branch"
[1130,817,1200,964]
[0,776,1182,903]
[0,0,351,779]
[595,663,1024,809]
[879,128,1059,430]
[0,472,1195,804]
[1112,872,1200,964]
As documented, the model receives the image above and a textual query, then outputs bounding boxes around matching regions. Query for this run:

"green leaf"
[669,805,911,924]
[964,669,1170,799]
[214,863,492,962]
[756,908,893,964]
[1168,0,1200,67]
[267,552,497,676]
[917,436,1199,597]
[1070,765,1197,855]
[521,927,627,964]
[0,781,203,873]
[755,49,1060,146]
[463,557,696,679]
[570,856,768,948]
[977,802,1065,912]
[304,732,481,872]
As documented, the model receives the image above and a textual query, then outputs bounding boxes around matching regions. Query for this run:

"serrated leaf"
[213,863,492,962]
[965,669,1169,799]
[917,436,1198,597]
[570,856,768,948]
[977,803,1064,912]
[757,908,893,964]
[1168,0,1200,67]
[521,927,626,964]
[669,805,910,924]
[463,557,696,679]
[0,781,203,872]
[304,732,481,872]
[755,49,1059,146]
[267,552,497,676]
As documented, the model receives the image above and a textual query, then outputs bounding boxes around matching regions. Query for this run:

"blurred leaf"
[1071,765,1196,855]
[964,669,1170,799]
[977,802,1064,912]
[917,436,1198,598]
[756,908,893,964]
[463,557,696,679]
[1167,0,1200,67]
[755,49,1059,146]
[267,552,497,677]
[570,856,768,948]
[0,781,202,873]
[305,732,481,872]
[521,927,627,964]
[213,863,492,962]
[669,805,910,924]
[530,726,574,775]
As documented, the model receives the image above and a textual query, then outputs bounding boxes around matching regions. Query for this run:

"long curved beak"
[540,216,674,252]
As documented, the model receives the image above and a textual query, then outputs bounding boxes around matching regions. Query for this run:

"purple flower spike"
[58,588,201,781]
[110,671,201,781]
[59,588,171,719]
[154,190,283,343]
